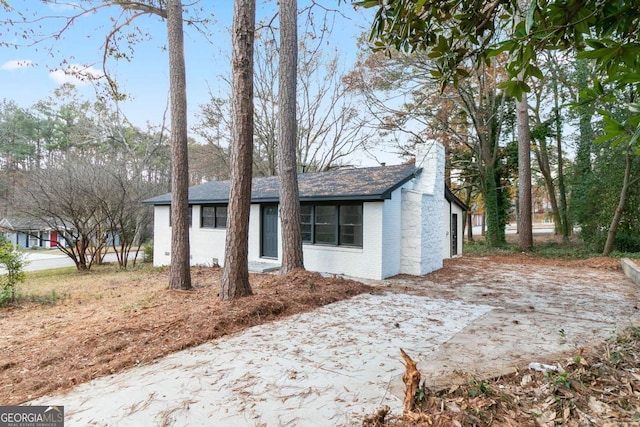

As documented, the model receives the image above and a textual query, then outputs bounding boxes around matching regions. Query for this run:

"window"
[315,205,337,244]
[201,206,215,228]
[200,205,227,229]
[215,206,228,228]
[339,205,363,246]
[300,203,363,247]
[169,206,192,228]
[300,205,313,242]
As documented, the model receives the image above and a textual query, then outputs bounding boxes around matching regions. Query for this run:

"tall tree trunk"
[464,188,473,241]
[533,141,561,231]
[278,0,304,274]
[167,0,191,290]
[551,63,570,241]
[603,148,637,256]
[221,0,256,300]
[516,93,533,251]
[482,166,503,246]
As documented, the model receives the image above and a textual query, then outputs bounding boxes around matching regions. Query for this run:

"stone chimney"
[413,140,445,197]
[399,139,447,276]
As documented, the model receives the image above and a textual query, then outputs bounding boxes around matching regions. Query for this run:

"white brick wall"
[381,188,404,278]
[152,205,171,266]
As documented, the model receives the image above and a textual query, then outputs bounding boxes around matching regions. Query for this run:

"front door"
[50,231,58,248]
[261,205,278,258]
[451,213,458,256]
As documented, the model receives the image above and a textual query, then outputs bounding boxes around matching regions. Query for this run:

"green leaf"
[498,80,531,100]
[525,0,537,34]
[526,64,544,80]
[584,39,607,49]
[456,67,470,78]
[626,112,640,128]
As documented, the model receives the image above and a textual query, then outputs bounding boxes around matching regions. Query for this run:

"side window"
[201,206,216,228]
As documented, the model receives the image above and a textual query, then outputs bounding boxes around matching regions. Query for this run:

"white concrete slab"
[31,293,493,426]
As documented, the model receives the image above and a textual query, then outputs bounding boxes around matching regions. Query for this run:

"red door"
[50,232,58,247]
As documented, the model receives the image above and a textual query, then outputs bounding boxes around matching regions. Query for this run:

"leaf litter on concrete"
[365,327,640,426]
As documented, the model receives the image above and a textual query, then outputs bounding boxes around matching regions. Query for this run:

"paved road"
[1,251,137,273]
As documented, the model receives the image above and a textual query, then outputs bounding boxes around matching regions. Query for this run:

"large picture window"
[200,205,227,229]
[300,203,363,247]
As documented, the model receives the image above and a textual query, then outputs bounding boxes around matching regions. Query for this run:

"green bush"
[614,233,640,253]
[0,242,26,306]
[143,243,154,264]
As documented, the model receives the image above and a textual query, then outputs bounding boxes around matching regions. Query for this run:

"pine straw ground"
[364,326,640,427]
[0,266,371,405]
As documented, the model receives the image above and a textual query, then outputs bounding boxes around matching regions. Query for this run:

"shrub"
[143,243,154,264]
[614,233,640,253]
[0,242,26,306]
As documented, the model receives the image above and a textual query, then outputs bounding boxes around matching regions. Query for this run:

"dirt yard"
[2,251,639,426]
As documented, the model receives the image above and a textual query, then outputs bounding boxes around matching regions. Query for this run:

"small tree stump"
[400,348,421,414]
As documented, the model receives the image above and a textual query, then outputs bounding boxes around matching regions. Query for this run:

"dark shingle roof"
[143,163,420,205]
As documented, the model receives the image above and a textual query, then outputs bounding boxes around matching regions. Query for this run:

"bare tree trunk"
[166,0,191,290]
[517,93,533,251]
[221,0,256,300]
[278,0,304,274]
[603,149,638,256]
[533,143,561,231]
[551,64,570,241]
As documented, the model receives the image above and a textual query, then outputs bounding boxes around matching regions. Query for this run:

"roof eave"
[445,186,468,211]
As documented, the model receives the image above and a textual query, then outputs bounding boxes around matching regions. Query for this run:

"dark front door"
[451,213,458,256]
[261,205,278,258]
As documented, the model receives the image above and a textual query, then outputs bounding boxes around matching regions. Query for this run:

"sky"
[0,1,400,165]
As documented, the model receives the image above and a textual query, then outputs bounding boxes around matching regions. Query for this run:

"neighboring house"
[0,217,67,249]
[144,142,466,280]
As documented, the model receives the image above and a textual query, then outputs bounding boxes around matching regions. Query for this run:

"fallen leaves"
[367,327,640,426]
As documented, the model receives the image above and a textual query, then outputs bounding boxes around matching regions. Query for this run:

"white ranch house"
[144,142,466,280]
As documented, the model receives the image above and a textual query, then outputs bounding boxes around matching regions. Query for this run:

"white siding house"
[144,142,466,280]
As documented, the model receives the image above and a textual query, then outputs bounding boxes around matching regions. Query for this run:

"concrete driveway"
[31,258,640,426]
